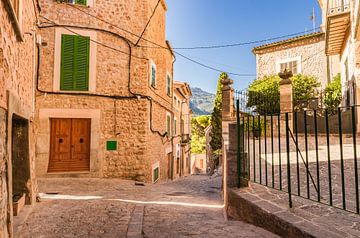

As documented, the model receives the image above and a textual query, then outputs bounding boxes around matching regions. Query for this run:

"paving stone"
[16,176,278,237]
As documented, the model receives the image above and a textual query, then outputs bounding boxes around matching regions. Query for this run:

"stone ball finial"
[278,69,293,85]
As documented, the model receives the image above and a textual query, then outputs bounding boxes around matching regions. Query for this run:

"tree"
[210,73,226,152]
[191,115,211,154]
[324,74,342,114]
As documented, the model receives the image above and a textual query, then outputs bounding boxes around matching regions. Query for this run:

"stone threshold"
[227,183,360,238]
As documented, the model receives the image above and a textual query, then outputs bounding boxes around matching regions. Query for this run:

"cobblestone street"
[16,175,278,238]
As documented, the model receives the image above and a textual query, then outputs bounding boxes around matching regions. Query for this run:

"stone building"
[172,81,192,179]
[205,125,213,173]
[253,32,333,89]
[0,0,38,237]
[318,0,360,114]
[35,0,176,183]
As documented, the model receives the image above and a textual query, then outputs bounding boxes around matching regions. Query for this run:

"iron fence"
[236,99,360,214]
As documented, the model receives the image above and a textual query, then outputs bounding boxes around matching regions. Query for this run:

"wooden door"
[70,119,91,171]
[48,119,72,173]
[48,118,91,173]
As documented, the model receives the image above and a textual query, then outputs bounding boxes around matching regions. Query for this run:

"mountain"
[190,87,215,117]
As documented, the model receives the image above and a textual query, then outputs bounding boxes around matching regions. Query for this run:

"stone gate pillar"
[279,69,293,134]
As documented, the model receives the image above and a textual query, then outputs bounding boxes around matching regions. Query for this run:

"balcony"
[325,0,351,55]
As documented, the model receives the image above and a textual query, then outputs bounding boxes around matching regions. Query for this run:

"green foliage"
[191,115,211,154]
[292,74,320,109]
[324,74,342,114]
[247,74,320,113]
[210,73,225,151]
[247,75,281,114]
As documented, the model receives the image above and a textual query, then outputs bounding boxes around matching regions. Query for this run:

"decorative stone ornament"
[278,69,293,85]
[221,75,234,90]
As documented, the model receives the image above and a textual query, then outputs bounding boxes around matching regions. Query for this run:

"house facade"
[318,0,360,113]
[0,0,38,237]
[35,0,175,183]
[253,32,331,89]
[172,81,192,179]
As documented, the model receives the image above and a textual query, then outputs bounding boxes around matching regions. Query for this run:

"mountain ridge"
[190,87,215,117]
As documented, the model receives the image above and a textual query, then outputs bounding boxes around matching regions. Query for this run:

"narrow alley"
[16,175,278,238]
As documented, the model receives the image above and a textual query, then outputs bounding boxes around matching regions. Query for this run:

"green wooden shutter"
[151,65,156,88]
[74,36,90,91]
[75,0,87,5]
[60,35,75,91]
[167,75,171,96]
[166,115,170,136]
[60,34,90,91]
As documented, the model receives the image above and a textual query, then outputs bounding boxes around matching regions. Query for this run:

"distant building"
[253,32,336,89]
[173,81,192,179]
[191,154,207,174]
[205,125,213,173]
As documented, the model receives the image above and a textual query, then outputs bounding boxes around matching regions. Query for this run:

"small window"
[166,114,171,136]
[166,74,172,96]
[60,34,90,91]
[280,60,298,75]
[153,167,159,183]
[174,118,177,135]
[65,0,87,6]
[150,61,156,88]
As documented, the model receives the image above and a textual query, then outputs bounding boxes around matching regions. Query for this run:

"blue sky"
[166,0,322,93]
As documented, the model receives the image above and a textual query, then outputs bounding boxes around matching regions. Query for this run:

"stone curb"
[227,189,345,238]
[126,205,144,238]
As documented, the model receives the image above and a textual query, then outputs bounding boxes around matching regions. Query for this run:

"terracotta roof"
[252,32,324,54]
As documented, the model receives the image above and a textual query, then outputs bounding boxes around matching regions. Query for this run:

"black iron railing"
[236,100,360,214]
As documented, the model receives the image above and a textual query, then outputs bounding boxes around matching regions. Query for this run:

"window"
[64,0,87,6]
[280,60,299,75]
[166,74,172,96]
[166,114,171,136]
[174,118,177,135]
[153,167,159,183]
[150,60,156,88]
[60,34,90,91]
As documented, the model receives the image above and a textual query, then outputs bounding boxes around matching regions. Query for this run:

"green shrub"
[247,75,281,114]
[247,74,320,114]
[324,74,342,114]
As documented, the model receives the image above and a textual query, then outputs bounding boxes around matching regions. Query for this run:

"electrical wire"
[135,0,161,46]
[63,4,256,77]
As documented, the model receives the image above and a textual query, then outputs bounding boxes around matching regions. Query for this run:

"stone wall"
[255,34,329,88]
[0,0,37,236]
[36,0,174,183]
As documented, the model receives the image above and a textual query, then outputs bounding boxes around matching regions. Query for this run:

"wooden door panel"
[70,119,91,171]
[48,118,72,172]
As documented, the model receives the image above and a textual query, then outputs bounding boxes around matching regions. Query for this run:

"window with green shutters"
[150,63,156,88]
[75,0,87,5]
[166,114,171,136]
[66,0,87,5]
[174,118,177,135]
[166,74,171,96]
[153,167,159,183]
[60,34,90,91]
